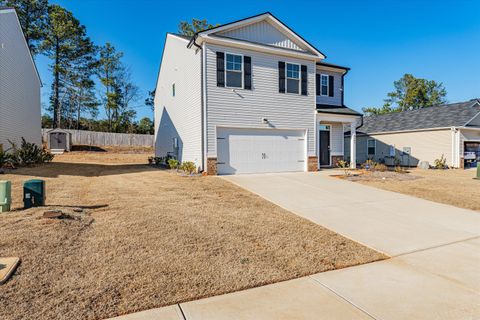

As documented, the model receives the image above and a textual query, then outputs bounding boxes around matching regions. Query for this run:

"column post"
[350,122,357,169]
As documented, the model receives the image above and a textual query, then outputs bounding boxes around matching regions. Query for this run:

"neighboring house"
[0,7,42,150]
[344,99,480,168]
[154,12,361,175]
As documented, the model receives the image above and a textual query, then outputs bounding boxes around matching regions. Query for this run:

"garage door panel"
[217,128,306,175]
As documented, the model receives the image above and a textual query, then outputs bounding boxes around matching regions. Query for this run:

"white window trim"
[285,62,301,95]
[367,139,376,156]
[320,74,329,97]
[225,52,244,89]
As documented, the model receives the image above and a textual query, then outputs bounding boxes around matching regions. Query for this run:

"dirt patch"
[345,170,420,182]
[0,152,385,320]
[352,168,480,212]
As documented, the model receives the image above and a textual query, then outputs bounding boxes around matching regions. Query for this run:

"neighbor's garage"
[216,128,306,175]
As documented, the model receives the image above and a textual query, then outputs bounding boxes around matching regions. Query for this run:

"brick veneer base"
[307,156,318,172]
[331,155,344,168]
[207,157,217,175]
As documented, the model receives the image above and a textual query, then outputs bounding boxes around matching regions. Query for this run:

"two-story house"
[154,12,361,175]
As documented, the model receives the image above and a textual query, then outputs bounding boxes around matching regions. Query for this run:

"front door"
[319,126,330,166]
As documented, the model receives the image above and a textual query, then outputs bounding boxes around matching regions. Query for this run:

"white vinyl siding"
[154,34,202,168]
[205,43,316,157]
[316,68,343,106]
[0,10,41,149]
[345,129,453,167]
[217,20,308,52]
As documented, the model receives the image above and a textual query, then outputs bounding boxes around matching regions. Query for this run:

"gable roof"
[357,99,480,134]
[189,12,326,59]
[0,7,42,86]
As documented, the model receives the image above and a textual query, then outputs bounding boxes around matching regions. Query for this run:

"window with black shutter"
[328,75,334,97]
[216,52,225,87]
[278,61,285,93]
[301,65,307,95]
[286,63,300,94]
[244,56,251,90]
[316,74,320,96]
[225,53,243,88]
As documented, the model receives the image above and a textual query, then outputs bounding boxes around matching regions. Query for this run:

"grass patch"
[0,152,385,320]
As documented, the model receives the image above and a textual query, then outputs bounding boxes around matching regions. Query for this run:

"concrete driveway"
[224,171,480,256]
[110,171,480,320]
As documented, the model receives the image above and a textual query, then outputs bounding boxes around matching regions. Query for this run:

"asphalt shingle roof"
[316,104,362,116]
[358,99,480,134]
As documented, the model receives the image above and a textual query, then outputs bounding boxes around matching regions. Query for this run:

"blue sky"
[37,0,480,120]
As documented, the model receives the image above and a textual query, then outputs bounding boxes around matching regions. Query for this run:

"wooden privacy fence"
[42,129,154,147]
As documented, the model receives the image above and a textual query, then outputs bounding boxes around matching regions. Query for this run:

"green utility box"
[23,179,46,209]
[0,180,12,213]
[476,163,480,180]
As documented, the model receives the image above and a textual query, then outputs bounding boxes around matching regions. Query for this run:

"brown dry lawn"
[0,152,385,320]
[353,168,480,212]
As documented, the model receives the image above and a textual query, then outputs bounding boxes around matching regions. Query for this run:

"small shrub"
[180,161,196,175]
[362,159,377,171]
[394,165,405,173]
[433,154,447,169]
[336,159,350,176]
[5,138,53,167]
[167,159,179,170]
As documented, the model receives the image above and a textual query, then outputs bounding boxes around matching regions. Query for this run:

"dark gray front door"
[50,133,67,149]
[319,130,330,166]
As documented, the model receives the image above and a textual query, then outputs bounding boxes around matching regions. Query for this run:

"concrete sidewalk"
[110,172,480,320]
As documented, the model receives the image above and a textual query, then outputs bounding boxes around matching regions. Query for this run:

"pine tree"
[2,0,49,55]
[41,4,95,128]
[97,43,123,131]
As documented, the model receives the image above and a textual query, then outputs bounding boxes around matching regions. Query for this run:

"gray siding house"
[0,7,42,149]
[154,12,361,175]
[345,99,480,168]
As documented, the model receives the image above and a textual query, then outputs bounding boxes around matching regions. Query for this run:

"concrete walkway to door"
[109,171,480,320]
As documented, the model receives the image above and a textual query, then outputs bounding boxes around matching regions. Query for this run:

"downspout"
[193,36,207,173]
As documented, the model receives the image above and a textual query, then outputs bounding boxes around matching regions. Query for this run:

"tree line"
[2,0,154,134]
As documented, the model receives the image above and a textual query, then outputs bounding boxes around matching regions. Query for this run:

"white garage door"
[216,128,306,175]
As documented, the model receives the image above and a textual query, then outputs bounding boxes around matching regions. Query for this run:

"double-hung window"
[320,74,328,96]
[367,139,376,156]
[225,53,243,88]
[286,63,300,94]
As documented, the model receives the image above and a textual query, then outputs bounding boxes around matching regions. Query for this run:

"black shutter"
[278,61,285,93]
[216,52,225,87]
[301,65,307,95]
[328,75,334,97]
[316,74,320,96]
[244,56,252,90]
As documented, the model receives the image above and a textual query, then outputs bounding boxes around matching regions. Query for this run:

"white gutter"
[346,126,452,137]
